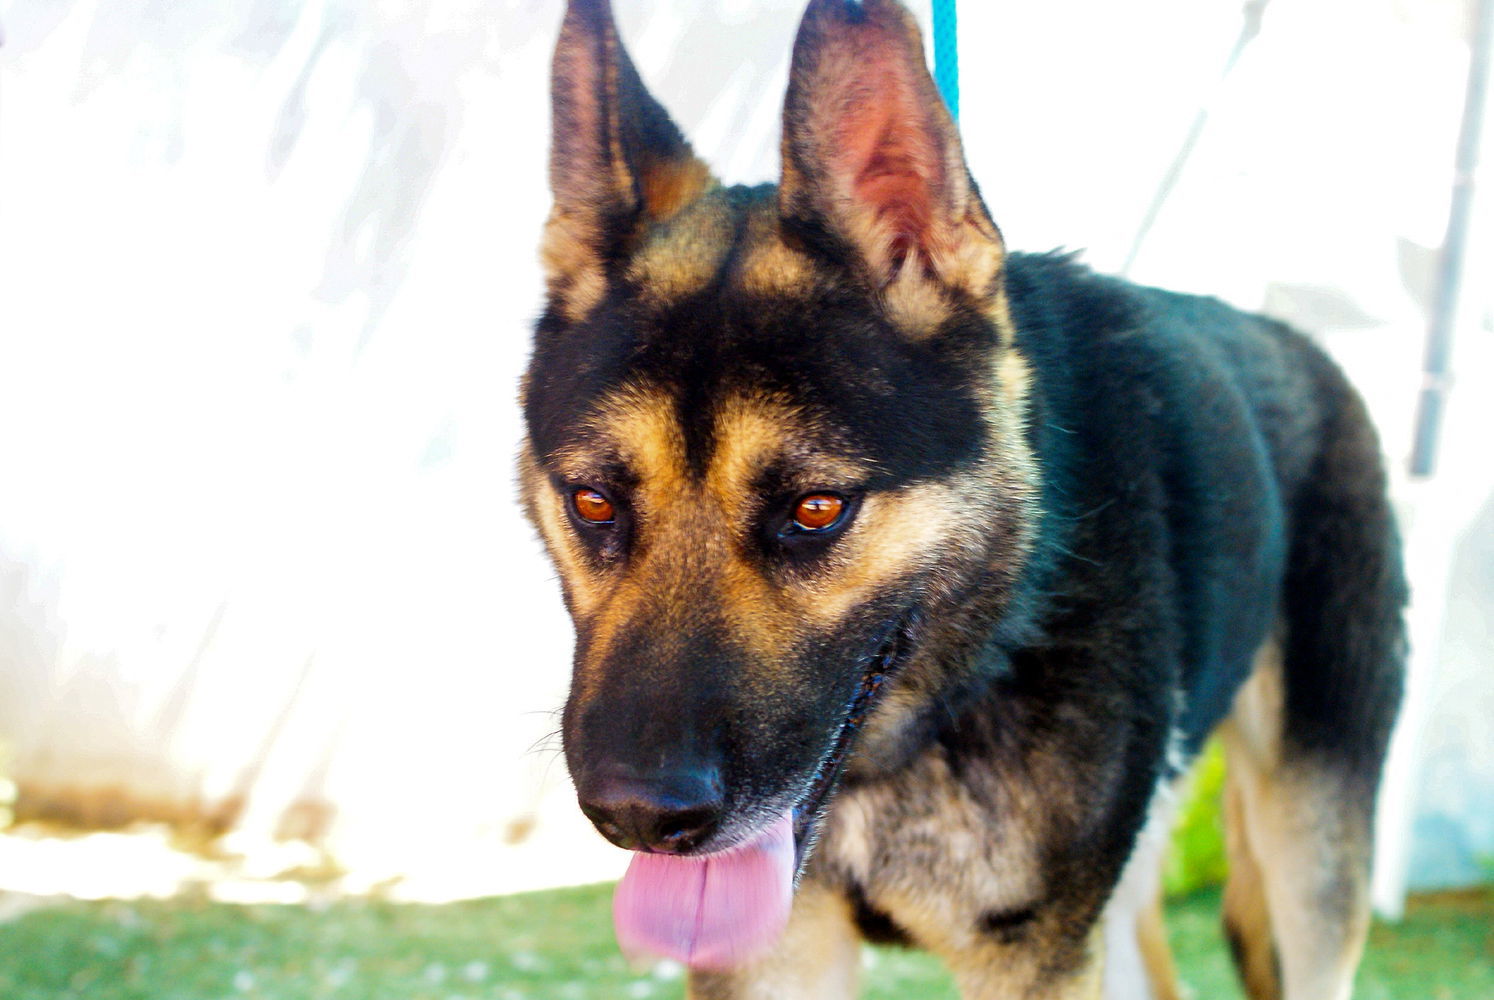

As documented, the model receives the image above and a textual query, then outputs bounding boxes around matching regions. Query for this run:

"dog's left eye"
[792,493,846,532]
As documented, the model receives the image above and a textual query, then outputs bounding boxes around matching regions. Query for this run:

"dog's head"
[522,0,1036,885]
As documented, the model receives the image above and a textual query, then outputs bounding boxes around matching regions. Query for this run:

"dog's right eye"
[572,488,616,525]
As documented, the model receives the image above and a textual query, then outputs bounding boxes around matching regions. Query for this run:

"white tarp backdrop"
[0,0,1490,900]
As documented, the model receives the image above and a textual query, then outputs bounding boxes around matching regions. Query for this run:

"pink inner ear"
[825,49,946,269]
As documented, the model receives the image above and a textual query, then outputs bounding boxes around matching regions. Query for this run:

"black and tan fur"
[520,2,1406,997]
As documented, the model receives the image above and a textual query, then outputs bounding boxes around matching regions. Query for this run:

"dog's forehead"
[550,385,873,496]
[526,187,988,489]
[626,186,823,305]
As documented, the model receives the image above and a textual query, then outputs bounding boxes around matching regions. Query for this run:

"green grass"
[0,883,1488,999]
[1163,739,1230,898]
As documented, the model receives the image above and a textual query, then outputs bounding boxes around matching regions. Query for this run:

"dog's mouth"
[787,613,913,872]
[610,612,916,970]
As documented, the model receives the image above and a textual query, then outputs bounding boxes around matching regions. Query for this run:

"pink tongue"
[612,811,795,970]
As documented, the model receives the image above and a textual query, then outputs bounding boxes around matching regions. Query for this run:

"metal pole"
[1122,0,1269,276]
[1409,0,1494,478]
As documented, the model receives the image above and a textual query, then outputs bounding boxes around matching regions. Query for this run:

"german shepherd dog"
[520,1,1406,997]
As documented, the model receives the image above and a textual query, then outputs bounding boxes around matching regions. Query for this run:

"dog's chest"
[813,749,1049,951]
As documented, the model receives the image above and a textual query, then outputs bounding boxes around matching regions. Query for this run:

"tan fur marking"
[936,207,1006,294]
[539,213,609,322]
[827,761,1047,940]
[627,193,735,305]
[993,339,1034,411]
[551,387,690,496]
[791,481,980,621]
[536,389,698,698]
[1227,638,1286,770]
[736,204,821,297]
[518,443,605,619]
[945,917,1104,1000]
[641,156,716,220]
[882,212,1007,338]
[820,735,1076,992]
[881,255,954,337]
[1222,771,1282,1000]
[821,727,1106,999]
[985,281,1018,347]
[1220,635,1375,1000]
[1070,925,1108,1000]
[703,395,869,504]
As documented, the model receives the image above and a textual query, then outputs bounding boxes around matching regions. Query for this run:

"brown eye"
[792,493,846,532]
[572,488,615,524]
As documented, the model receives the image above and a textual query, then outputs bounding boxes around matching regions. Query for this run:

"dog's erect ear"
[779,0,1003,316]
[544,0,716,316]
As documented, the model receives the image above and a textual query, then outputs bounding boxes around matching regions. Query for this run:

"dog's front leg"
[687,882,861,1000]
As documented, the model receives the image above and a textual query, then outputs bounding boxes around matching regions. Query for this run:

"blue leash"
[930,0,959,121]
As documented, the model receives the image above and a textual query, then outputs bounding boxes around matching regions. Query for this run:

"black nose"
[577,765,724,854]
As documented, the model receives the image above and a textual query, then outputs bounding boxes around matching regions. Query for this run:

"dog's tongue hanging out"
[612,811,795,969]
